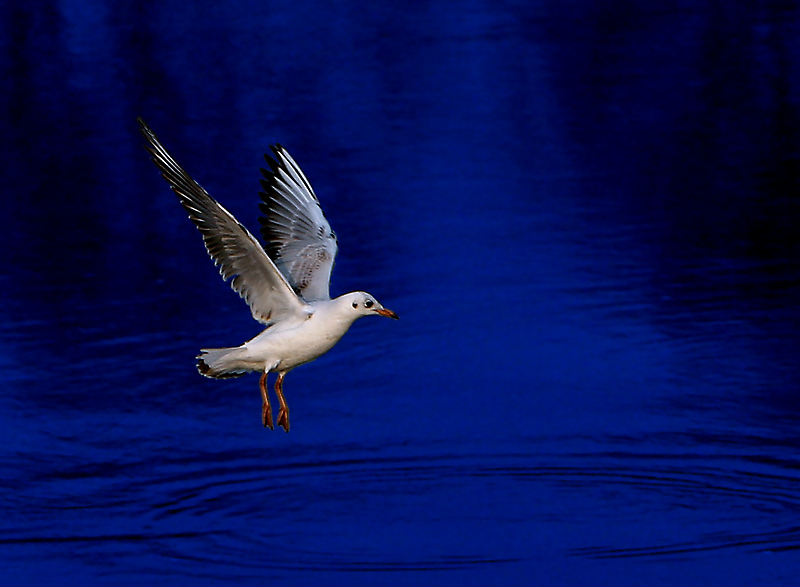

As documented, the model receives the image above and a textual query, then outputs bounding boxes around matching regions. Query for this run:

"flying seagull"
[138,118,398,432]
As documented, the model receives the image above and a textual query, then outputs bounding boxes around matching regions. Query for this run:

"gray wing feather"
[258,145,338,302]
[138,118,307,325]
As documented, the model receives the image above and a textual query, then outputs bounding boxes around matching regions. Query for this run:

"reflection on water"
[3,432,800,579]
[2,1,800,585]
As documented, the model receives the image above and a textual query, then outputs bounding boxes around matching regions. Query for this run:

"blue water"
[3,2,800,585]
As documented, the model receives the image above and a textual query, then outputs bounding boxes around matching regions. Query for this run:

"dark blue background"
[2,1,800,585]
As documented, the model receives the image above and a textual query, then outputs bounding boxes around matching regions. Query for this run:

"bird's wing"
[258,145,338,302]
[138,118,307,325]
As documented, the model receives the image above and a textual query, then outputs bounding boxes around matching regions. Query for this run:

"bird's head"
[344,291,399,320]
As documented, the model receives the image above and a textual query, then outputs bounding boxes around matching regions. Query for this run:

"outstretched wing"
[258,145,338,302]
[138,118,307,325]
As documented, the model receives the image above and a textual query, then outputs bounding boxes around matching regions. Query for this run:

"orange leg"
[275,371,290,433]
[260,371,273,430]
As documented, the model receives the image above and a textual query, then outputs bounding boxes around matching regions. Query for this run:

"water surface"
[2,2,800,585]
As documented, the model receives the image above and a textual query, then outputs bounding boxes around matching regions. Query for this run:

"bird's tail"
[197,347,248,379]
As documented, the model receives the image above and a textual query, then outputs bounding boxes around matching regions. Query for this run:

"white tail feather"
[197,347,248,379]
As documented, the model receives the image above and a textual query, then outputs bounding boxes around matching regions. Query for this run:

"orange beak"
[375,308,399,320]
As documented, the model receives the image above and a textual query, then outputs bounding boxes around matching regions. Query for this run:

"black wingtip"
[136,118,159,159]
[262,155,281,176]
[137,117,159,146]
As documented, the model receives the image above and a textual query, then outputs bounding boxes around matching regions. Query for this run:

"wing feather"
[258,145,338,301]
[138,118,307,325]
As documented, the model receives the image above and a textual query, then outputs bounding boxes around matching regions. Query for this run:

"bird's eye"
[352,302,358,308]
[365,300,374,308]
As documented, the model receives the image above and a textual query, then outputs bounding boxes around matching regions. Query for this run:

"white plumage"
[138,118,398,432]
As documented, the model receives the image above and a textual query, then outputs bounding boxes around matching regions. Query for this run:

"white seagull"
[138,118,398,432]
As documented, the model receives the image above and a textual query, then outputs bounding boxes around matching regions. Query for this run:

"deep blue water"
[3,1,800,585]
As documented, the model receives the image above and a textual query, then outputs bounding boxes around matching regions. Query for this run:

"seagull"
[137,118,398,432]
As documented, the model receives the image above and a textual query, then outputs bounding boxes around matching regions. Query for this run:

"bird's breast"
[255,314,352,371]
